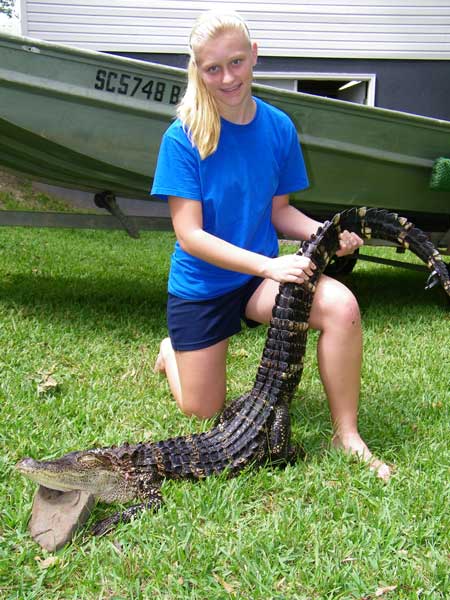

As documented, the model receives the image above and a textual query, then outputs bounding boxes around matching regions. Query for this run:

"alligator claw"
[425,270,440,290]
[91,497,163,536]
[270,444,305,468]
[91,512,123,537]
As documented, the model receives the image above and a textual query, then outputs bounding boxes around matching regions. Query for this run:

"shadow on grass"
[2,261,447,313]
[336,264,449,314]
[0,272,169,331]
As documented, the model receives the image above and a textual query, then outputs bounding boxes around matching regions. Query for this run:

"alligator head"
[16,448,138,503]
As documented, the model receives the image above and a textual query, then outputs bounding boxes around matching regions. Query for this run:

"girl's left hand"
[336,230,363,257]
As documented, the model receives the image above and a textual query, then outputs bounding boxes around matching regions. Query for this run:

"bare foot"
[153,337,171,375]
[332,432,392,482]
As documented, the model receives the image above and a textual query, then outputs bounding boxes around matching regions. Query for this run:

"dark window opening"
[297,79,368,104]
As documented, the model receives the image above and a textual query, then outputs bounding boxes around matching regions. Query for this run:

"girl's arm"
[168,196,315,284]
[271,194,322,240]
[271,195,363,257]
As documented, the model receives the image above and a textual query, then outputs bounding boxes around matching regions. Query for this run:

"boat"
[1,31,449,252]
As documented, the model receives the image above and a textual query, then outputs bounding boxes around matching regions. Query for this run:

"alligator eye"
[77,454,105,466]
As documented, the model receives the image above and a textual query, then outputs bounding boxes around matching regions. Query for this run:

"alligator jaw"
[16,457,80,493]
[16,451,133,503]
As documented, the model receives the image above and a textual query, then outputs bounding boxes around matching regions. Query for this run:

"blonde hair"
[177,9,252,159]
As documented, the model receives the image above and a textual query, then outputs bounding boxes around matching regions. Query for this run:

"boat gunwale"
[1,31,450,134]
[0,31,188,78]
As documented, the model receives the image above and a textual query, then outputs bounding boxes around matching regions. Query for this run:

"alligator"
[16,208,450,536]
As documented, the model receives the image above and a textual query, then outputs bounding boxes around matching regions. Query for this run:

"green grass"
[0,224,448,599]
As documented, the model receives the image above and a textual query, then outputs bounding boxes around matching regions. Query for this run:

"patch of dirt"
[0,168,76,211]
[0,168,31,205]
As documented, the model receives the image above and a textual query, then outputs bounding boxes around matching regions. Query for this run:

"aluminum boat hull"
[1,32,449,236]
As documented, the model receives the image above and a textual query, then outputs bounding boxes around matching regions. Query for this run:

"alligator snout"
[16,457,38,473]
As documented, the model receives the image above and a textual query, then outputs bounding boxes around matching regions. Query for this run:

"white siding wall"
[20,0,450,59]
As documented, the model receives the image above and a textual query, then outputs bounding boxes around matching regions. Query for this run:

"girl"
[152,9,390,481]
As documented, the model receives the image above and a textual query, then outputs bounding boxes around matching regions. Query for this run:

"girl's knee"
[180,398,223,420]
[312,278,361,331]
[333,289,361,327]
[178,382,225,419]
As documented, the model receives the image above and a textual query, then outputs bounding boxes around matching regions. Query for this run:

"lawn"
[0,217,449,599]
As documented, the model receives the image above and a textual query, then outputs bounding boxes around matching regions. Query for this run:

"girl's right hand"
[260,254,316,284]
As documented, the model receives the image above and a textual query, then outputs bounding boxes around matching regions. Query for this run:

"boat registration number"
[94,69,183,105]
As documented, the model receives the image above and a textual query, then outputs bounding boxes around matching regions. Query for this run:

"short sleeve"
[274,122,309,196]
[151,124,202,201]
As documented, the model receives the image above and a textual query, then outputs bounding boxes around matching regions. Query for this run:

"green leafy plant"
[0,0,15,19]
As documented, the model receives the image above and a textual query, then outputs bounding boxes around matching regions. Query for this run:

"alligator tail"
[252,207,450,409]
[329,207,450,295]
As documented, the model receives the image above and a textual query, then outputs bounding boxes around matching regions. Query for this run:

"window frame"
[253,71,377,106]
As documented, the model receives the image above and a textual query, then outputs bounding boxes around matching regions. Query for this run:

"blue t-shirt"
[151,96,309,299]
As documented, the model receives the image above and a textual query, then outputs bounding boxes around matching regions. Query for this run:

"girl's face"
[195,29,258,120]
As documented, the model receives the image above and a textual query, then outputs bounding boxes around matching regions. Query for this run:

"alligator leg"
[91,488,163,536]
[267,402,301,465]
[214,393,250,427]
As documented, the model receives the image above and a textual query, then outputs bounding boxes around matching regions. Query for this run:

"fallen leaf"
[213,573,235,594]
[232,348,249,358]
[325,479,340,488]
[121,368,137,381]
[37,374,59,394]
[35,555,58,569]
[276,577,286,590]
[375,585,397,597]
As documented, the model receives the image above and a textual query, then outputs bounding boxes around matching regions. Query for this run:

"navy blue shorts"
[167,276,264,351]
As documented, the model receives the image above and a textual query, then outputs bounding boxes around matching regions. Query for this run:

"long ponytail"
[177,56,221,160]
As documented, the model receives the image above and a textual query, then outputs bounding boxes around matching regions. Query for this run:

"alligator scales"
[17,208,450,535]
